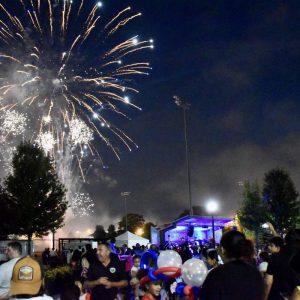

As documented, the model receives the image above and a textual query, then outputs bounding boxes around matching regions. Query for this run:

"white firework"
[69,119,93,146]
[35,132,56,153]
[71,192,95,217]
[1,110,27,136]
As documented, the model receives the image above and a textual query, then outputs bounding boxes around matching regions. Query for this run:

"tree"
[107,224,117,239]
[93,225,107,240]
[143,222,156,240]
[118,213,145,233]
[4,142,67,253]
[263,168,300,231]
[237,181,271,246]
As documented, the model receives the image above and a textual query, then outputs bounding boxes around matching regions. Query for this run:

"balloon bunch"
[140,250,208,300]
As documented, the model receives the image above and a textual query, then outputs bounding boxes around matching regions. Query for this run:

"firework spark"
[69,118,93,146]
[71,192,95,217]
[35,131,56,153]
[0,110,27,136]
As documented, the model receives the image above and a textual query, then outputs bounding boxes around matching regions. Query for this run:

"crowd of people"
[0,227,299,300]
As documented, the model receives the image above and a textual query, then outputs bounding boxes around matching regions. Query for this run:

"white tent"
[115,231,149,248]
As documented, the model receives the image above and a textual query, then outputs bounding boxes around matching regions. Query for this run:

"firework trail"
[0,0,153,216]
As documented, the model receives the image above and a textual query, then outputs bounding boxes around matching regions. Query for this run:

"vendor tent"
[115,231,149,248]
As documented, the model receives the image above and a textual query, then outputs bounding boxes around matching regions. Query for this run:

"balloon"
[157,250,182,275]
[181,258,208,286]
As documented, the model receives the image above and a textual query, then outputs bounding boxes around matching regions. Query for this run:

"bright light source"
[97,2,103,8]
[135,228,144,236]
[124,96,130,103]
[43,115,51,123]
[149,39,154,43]
[101,122,105,127]
[93,113,98,119]
[118,60,122,64]
[150,45,154,49]
[132,38,138,45]
[206,200,219,214]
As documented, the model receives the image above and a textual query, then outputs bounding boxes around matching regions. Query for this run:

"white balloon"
[181,258,208,286]
[157,250,182,275]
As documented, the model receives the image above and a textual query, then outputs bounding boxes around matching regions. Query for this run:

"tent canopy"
[115,231,149,248]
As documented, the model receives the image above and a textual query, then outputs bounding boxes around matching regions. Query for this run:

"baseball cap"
[10,256,42,296]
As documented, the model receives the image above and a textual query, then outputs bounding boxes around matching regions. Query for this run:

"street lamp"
[121,192,131,231]
[206,200,219,248]
[173,95,192,216]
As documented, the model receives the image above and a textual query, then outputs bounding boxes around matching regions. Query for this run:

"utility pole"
[121,192,131,231]
[173,95,193,216]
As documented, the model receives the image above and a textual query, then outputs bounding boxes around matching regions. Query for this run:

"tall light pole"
[206,200,219,248]
[121,192,130,231]
[173,95,192,216]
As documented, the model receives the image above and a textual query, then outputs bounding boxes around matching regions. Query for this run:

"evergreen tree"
[107,224,117,239]
[238,181,270,242]
[263,168,300,231]
[93,225,107,240]
[4,142,67,253]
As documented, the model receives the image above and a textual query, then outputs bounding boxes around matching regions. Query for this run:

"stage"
[160,215,233,245]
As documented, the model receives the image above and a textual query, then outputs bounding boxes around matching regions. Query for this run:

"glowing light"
[206,200,219,214]
[43,115,51,123]
[0,110,27,136]
[124,96,130,103]
[35,132,56,153]
[71,192,95,217]
[69,119,93,146]
[132,38,139,45]
[135,228,144,236]
[97,2,103,8]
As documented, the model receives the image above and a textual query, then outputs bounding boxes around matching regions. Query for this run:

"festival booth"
[160,215,233,245]
[115,231,149,248]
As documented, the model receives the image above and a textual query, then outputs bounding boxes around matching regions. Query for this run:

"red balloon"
[184,285,193,296]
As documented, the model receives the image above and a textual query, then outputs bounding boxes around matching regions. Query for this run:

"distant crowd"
[0,226,300,300]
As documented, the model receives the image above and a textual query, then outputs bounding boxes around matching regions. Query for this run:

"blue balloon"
[175,282,186,297]
[140,250,158,270]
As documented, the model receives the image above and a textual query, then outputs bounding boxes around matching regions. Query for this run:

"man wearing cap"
[84,242,128,300]
[0,242,22,300]
[10,256,53,300]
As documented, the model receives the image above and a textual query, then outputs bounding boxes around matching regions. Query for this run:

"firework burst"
[0,0,153,161]
[71,192,95,217]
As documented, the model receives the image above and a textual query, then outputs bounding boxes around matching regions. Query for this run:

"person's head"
[206,249,218,267]
[10,256,43,297]
[259,251,270,263]
[110,237,116,244]
[6,242,22,260]
[133,255,141,268]
[97,242,111,263]
[61,283,80,300]
[145,280,162,298]
[220,230,250,260]
[85,244,92,252]
[268,237,284,254]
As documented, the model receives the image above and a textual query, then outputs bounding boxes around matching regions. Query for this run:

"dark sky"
[78,0,300,229]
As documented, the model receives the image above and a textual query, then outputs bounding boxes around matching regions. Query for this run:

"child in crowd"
[141,280,162,300]
[206,249,219,271]
[130,255,142,300]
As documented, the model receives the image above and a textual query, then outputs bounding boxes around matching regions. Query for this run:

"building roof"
[160,215,233,232]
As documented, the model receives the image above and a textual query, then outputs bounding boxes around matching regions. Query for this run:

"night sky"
[71,0,300,230]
